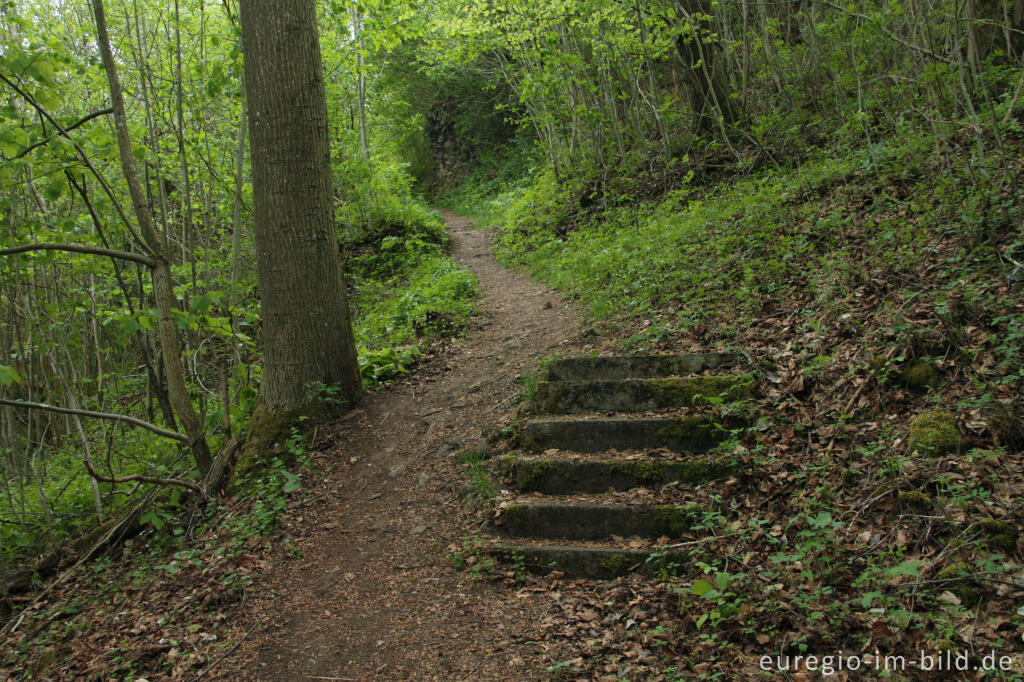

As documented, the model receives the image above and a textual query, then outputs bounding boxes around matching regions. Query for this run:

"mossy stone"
[898,490,932,511]
[497,453,518,475]
[898,360,938,391]
[934,561,981,603]
[599,552,633,576]
[907,411,961,456]
[516,458,565,488]
[647,373,754,406]
[652,505,692,537]
[655,415,720,449]
[979,517,1018,554]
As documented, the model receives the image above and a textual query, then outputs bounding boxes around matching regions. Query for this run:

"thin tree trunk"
[91,0,212,475]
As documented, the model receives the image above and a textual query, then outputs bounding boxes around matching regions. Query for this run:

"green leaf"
[281,471,301,494]
[189,293,213,313]
[691,578,713,596]
[43,175,65,201]
[140,510,165,530]
[884,559,922,578]
[714,572,730,591]
[0,364,21,385]
[117,317,141,346]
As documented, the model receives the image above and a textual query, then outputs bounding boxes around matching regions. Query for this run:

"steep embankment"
[474,140,1024,678]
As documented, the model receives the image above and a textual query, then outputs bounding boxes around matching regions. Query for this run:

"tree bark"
[240,0,362,423]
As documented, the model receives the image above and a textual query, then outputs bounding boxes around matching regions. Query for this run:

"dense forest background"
[1,0,1023,676]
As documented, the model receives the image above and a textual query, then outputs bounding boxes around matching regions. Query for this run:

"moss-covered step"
[533,374,754,414]
[524,415,729,452]
[498,503,695,540]
[489,544,688,579]
[544,353,734,382]
[515,456,737,494]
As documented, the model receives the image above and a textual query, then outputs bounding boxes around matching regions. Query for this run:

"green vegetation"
[907,411,963,455]
[3,0,1024,677]
[0,0,479,576]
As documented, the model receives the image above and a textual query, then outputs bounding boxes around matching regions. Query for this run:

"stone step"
[543,353,734,382]
[524,415,730,453]
[498,502,694,540]
[513,455,737,494]
[489,543,687,579]
[533,374,753,414]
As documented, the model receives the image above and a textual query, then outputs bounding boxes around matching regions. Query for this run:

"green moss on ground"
[906,411,961,456]
[934,561,981,604]
[898,360,938,390]
[979,517,1018,554]
[898,490,932,511]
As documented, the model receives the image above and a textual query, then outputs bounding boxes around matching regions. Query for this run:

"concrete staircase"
[490,353,752,579]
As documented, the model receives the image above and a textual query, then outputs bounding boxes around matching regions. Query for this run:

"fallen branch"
[0,398,188,444]
[81,458,206,498]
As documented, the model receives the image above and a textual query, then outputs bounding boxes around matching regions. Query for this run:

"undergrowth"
[460,119,1024,679]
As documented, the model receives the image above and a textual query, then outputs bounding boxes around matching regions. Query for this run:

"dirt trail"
[224,213,584,680]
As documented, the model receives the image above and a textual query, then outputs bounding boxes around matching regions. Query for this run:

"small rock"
[410,525,428,535]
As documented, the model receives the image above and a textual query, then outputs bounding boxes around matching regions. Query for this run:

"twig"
[297,492,327,508]
[189,623,259,681]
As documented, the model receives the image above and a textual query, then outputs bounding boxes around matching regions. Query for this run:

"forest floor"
[217,212,596,680]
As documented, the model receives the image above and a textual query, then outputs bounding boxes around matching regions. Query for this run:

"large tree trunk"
[239,0,362,459]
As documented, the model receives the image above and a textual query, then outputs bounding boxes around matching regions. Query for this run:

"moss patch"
[647,373,754,406]
[898,360,938,391]
[934,561,981,604]
[655,415,724,450]
[979,517,1018,554]
[652,505,692,537]
[598,552,633,576]
[906,411,961,456]
[532,381,566,413]
[516,458,568,489]
[898,490,932,511]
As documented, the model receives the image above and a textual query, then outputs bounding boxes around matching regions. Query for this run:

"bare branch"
[0,398,189,444]
[0,242,153,266]
[81,458,207,498]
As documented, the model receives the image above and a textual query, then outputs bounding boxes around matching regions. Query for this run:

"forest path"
[224,212,584,680]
